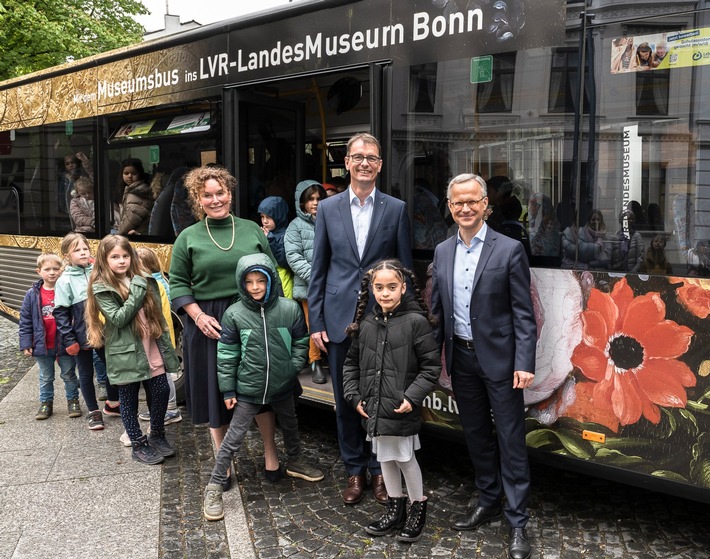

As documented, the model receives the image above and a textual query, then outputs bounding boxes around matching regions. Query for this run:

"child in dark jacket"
[203,253,324,521]
[258,195,293,298]
[343,259,441,543]
[19,253,81,420]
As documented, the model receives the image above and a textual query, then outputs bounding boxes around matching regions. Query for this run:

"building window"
[409,63,437,113]
[549,48,590,113]
[476,52,516,113]
[636,70,669,115]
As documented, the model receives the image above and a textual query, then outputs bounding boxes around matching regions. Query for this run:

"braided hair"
[345,259,435,337]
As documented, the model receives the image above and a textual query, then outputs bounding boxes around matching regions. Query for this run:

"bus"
[1,0,709,502]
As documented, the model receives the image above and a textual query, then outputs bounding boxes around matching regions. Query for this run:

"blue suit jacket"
[430,226,536,381]
[308,189,412,344]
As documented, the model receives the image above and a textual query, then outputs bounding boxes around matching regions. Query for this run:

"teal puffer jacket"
[216,253,309,404]
[284,180,319,301]
[92,275,180,386]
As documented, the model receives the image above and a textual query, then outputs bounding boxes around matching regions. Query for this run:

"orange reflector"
[582,430,606,443]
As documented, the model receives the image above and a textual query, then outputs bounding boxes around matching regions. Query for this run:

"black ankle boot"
[312,361,327,384]
[397,499,427,542]
[365,496,407,536]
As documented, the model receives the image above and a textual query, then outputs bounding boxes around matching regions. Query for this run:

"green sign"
[470,55,493,84]
[149,145,160,165]
[65,120,73,136]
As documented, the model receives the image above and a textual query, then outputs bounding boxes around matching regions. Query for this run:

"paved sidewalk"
[0,316,255,559]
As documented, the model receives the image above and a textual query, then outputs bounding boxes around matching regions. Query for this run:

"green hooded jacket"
[216,253,309,404]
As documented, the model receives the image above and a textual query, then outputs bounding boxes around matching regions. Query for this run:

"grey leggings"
[209,396,301,487]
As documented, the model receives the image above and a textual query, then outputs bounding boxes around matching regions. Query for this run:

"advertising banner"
[611,27,710,74]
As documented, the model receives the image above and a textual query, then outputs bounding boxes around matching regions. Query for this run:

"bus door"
[225,90,305,222]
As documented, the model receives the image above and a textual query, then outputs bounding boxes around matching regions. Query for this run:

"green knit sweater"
[169,215,276,303]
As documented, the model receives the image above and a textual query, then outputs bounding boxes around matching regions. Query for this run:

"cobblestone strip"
[0,317,34,403]
[159,412,232,558]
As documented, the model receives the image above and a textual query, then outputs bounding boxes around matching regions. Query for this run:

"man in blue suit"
[308,132,412,505]
[430,173,536,559]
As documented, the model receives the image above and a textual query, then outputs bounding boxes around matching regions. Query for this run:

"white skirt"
[371,434,421,462]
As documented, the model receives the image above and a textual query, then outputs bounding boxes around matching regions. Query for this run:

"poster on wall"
[611,27,710,73]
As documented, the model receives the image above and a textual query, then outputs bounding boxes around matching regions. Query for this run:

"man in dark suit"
[430,173,536,559]
[308,133,412,505]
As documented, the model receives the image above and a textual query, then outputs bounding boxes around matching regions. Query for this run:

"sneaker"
[119,431,132,447]
[148,434,176,458]
[96,383,108,401]
[203,483,224,521]
[139,409,183,425]
[87,410,104,430]
[102,402,121,417]
[67,399,82,418]
[164,409,182,425]
[35,401,53,420]
[286,459,324,482]
[131,436,164,465]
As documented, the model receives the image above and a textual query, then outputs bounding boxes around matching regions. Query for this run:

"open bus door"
[224,88,337,408]
[225,90,305,224]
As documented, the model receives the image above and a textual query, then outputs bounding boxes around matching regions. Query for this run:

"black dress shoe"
[509,527,531,559]
[451,505,503,531]
[312,361,327,384]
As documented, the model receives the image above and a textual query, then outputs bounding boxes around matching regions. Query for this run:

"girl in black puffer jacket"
[343,259,440,543]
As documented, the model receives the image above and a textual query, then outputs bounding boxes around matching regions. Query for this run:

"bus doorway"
[225,67,376,222]
[224,68,377,407]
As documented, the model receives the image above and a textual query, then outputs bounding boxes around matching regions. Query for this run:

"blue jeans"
[35,351,79,403]
[93,350,107,385]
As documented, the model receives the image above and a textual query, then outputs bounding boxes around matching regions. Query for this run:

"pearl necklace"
[205,215,235,251]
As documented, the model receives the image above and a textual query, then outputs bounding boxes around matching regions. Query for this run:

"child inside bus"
[69,176,95,233]
[116,158,153,235]
[258,195,293,299]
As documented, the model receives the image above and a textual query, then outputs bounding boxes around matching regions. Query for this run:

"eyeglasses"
[449,197,486,211]
[347,154,382,164]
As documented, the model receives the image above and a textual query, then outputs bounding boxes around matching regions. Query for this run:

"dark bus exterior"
[1,0,709,502]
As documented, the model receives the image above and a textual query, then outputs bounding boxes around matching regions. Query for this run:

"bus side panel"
[419,267,710,497]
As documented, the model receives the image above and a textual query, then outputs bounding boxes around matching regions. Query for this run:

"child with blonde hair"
[19,253,81,420]
[54,232,120,430]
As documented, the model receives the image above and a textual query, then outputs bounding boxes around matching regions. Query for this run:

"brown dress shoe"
[342,475,367,505]
[370,474,389,505]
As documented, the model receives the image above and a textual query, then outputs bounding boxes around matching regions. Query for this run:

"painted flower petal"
[571,344,608,382]
[636,321,693,359]
[611,373,643,426]
[587,289,617,338]
[580,310,608,349]
[610,278,634,331]
[621,293,665,340]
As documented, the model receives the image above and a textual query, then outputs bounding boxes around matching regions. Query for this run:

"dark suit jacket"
[431,226,536,381]
[308,189,412,344]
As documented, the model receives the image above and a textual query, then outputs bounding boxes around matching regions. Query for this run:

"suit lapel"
[361,190,386,262]
[337,193,360,260]
[471,227,496,293]
[444,237,456,311]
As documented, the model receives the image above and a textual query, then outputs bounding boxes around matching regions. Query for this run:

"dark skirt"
[182,297,234,428]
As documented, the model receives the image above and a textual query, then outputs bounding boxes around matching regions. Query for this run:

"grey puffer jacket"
[343,298,441,438]
[284,180,320,300]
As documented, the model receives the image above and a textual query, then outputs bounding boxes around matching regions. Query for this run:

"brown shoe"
[371,474,389,505]
[342,475,367,505]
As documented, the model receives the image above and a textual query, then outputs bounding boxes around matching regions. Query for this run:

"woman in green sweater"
[169,166,280,488]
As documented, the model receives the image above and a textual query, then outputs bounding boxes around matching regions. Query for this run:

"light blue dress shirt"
[453,222,488,340]
[349,186,376,259]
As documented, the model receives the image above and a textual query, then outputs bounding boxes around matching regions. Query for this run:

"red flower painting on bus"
[674,278,710,319]
[567,278,695,428]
